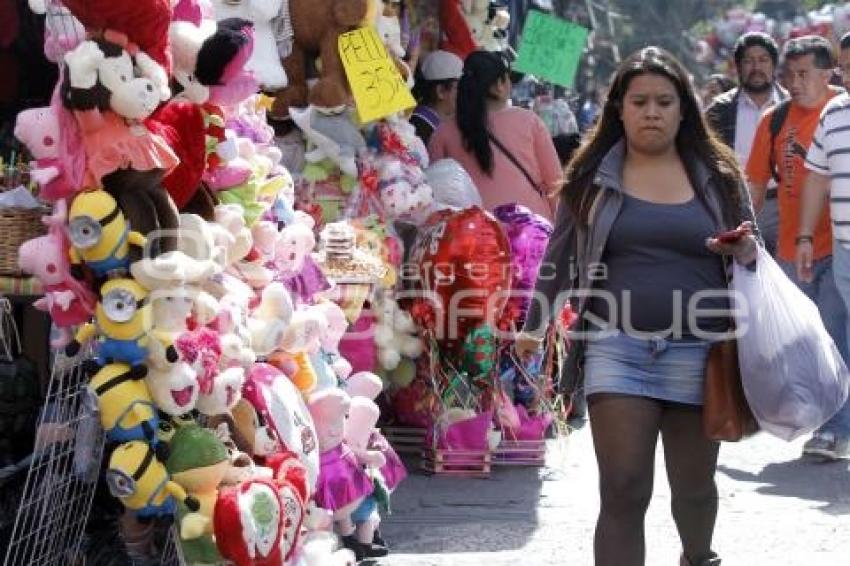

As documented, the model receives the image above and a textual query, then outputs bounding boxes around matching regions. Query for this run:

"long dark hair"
[456,50,511,175]
[562,47,743,225]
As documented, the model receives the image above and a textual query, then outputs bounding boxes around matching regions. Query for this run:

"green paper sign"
[515,11,590,89]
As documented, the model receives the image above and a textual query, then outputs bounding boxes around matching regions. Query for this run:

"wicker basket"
[0,207,48,276]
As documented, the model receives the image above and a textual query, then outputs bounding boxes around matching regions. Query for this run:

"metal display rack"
[2,351,104,566]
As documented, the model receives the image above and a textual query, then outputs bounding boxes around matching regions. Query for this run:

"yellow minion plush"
[107,441,202,520]
[86,363,159,445]
[68,278,152,367]
[68,190,146,279]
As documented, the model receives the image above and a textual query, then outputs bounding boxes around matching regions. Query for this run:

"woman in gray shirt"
[518,47,759,566]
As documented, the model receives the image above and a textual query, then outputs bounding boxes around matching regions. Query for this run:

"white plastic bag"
[732,247,850,440]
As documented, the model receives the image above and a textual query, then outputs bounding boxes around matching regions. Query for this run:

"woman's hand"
[514,332,544,359]
[706,221,758,266]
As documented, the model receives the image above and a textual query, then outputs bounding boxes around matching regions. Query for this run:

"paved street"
[379,428,850,565]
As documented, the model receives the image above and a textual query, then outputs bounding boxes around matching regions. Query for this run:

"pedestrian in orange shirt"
[746,35,849,460]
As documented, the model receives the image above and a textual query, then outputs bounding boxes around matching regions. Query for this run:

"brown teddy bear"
[272,0,369,115]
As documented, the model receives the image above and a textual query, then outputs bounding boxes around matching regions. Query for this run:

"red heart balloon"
[411,207,512,353]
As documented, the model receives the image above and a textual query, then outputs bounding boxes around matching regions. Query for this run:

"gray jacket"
[522,140,759,388]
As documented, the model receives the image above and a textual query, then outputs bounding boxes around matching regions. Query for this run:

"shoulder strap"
[487,132,541,196]
[768,100,792,182]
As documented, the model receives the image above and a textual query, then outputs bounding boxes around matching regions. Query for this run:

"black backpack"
[767,99,792,183]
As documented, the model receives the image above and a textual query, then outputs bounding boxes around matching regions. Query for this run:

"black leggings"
[588,393,720,566]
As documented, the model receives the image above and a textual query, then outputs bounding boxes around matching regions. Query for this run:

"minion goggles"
[69,205,121,249]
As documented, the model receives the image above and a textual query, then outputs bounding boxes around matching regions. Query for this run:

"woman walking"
[517,47,760,566]
[428,50,563,221]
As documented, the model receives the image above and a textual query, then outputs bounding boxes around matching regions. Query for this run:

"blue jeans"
[780,256,850,437]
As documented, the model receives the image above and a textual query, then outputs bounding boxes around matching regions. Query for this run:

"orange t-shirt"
[746,92,837,262]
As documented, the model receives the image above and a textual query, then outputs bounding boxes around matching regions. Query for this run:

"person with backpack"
[793,32,850,461]
[705,32,788,256]
[747,35,850,461]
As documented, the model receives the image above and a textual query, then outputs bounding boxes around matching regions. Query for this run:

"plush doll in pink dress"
[307,389,381,560]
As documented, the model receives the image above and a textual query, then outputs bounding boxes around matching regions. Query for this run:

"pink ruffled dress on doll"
[77,111,178,185]
[314,443,374,512]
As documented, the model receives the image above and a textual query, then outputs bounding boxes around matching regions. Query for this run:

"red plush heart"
[62,0,172,71]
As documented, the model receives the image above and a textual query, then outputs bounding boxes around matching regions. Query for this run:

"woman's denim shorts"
[583,331,711,406]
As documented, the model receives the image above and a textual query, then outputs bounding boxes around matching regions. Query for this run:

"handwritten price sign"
[339,27,416,123]
[514,11,589,89]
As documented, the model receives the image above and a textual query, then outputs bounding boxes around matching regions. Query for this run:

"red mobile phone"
[715,227,747,244]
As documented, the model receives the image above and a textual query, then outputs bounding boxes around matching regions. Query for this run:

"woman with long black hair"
[428,50,563,221]
[516,46,761,566]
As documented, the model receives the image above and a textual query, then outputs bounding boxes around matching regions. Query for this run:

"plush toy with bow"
[61,36,179,251]
[18,200,97,348]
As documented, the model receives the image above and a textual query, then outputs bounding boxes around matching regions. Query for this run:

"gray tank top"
[589,192,729,337]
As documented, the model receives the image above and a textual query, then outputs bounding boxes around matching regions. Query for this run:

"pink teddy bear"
[18,200,97,347]
[14,107,77,203]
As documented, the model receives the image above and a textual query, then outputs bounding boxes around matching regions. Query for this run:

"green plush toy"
[165,424,230,565]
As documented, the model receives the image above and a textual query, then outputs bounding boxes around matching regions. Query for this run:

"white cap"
[420,50,464,81]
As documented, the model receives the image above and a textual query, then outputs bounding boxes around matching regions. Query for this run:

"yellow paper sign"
[338,27,416,124]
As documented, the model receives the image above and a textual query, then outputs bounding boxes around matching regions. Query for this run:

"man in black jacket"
[706,32,788,256]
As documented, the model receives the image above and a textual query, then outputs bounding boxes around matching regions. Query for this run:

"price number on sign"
[339,27,416,123]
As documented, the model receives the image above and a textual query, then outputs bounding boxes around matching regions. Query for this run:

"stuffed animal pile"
[10,0,568,562]
[12,1,431,564]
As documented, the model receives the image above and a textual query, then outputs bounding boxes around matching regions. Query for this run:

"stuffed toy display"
[18,200,97,348]
[272,0,369,114]
[212,0,288,90]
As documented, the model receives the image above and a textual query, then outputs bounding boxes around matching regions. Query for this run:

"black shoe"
[342,535,390,561]
[372,529,386,547]
[681,551,721,566]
